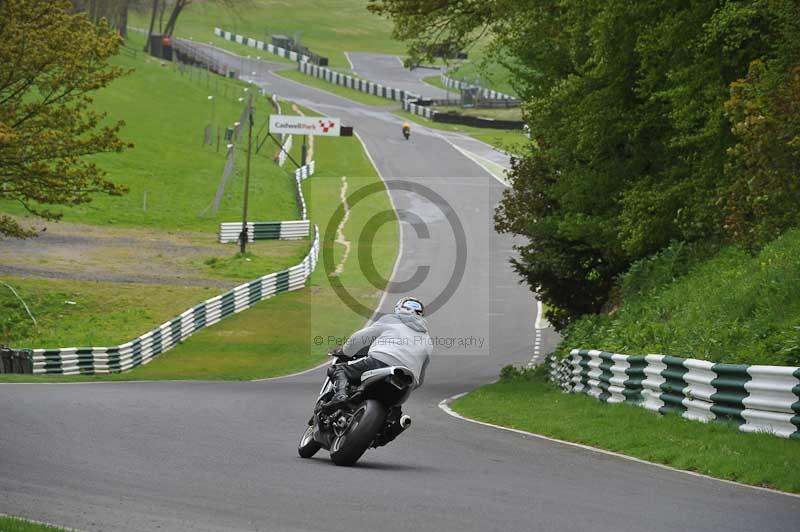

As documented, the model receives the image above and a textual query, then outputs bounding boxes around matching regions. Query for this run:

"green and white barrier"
[440,73,517,102]
[402,99,433,119]
[30,229,319,375]
[297,61,421,103]
[549,349,800,439]
[219,220,309,243]
[277,133,293,167]
[214,27,307,63]
[293,159,315,220]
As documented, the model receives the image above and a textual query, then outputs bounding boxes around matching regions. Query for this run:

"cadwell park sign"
[269,115,342,136]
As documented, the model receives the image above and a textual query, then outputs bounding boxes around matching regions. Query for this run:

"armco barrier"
[432,111,524,130]
[401,99,524,130]
[549,349,800,439]
[29,229,319,375]
[219,220,309,243]
[0,346,33,374]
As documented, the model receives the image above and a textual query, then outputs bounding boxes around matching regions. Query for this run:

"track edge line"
[437,393,800,500]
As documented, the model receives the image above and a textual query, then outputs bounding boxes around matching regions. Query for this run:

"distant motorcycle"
[298,349,414,466]
[402,125,410,140]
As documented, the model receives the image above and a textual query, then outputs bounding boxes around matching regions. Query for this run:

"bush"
[555,229,800,366]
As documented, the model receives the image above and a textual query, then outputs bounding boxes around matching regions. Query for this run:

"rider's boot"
[322,366,350,410]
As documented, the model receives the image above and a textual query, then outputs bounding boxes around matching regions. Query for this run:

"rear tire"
[298,425,321,458]
[330,400,386,466]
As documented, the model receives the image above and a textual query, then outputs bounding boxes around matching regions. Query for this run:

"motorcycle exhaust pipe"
[400,415,412,429]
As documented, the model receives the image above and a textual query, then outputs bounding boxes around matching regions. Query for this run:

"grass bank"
[129,0,403,69]
[452,366,800,494]
[554,228,800,367]
[275,68,393,107]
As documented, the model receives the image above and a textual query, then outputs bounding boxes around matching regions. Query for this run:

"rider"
[324,296,431,409]
[402,120,411,137]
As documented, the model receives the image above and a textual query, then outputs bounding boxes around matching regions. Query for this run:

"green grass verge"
[129,0,403,69]
[0,515,68,531]
[452,367,800,494]
[0,32,298,233]
[0,127,398,382]
[396,110,529,155]
[199,244,309,280]
[275,68,394,107]
[0,276,215,348]
[556,229,800,366]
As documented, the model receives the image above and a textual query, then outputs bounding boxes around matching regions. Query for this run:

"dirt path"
[1,221,241,288]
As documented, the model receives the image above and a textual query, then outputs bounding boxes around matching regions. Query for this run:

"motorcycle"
[402,126,410,140]
[298,350,415,466]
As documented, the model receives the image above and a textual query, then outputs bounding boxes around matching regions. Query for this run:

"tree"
[71,0,130,36]
[143,1,237,52]
[0,0,130,238]
[724,62,800,248]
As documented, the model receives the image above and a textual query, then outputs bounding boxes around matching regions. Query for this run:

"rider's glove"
[329,346,345,357]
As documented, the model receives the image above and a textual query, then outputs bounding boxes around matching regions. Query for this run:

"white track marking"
[534,299,545,329]
[332,176,352,276]
[344,52,355,70]
[250,359,332,381]
[437,396,800,500]
[429,132,510,187]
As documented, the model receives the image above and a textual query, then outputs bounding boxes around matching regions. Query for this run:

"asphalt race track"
[1,47,798,532]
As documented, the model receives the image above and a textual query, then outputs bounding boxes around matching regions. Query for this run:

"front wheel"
[298,425,322,458]
[330,400,386,466]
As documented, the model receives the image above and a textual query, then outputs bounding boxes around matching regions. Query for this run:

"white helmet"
[395,296,424,316]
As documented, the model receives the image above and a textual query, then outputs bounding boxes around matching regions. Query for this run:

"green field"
[452,366,800,494]
[129,0,403,69]
[276,68,393,107]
